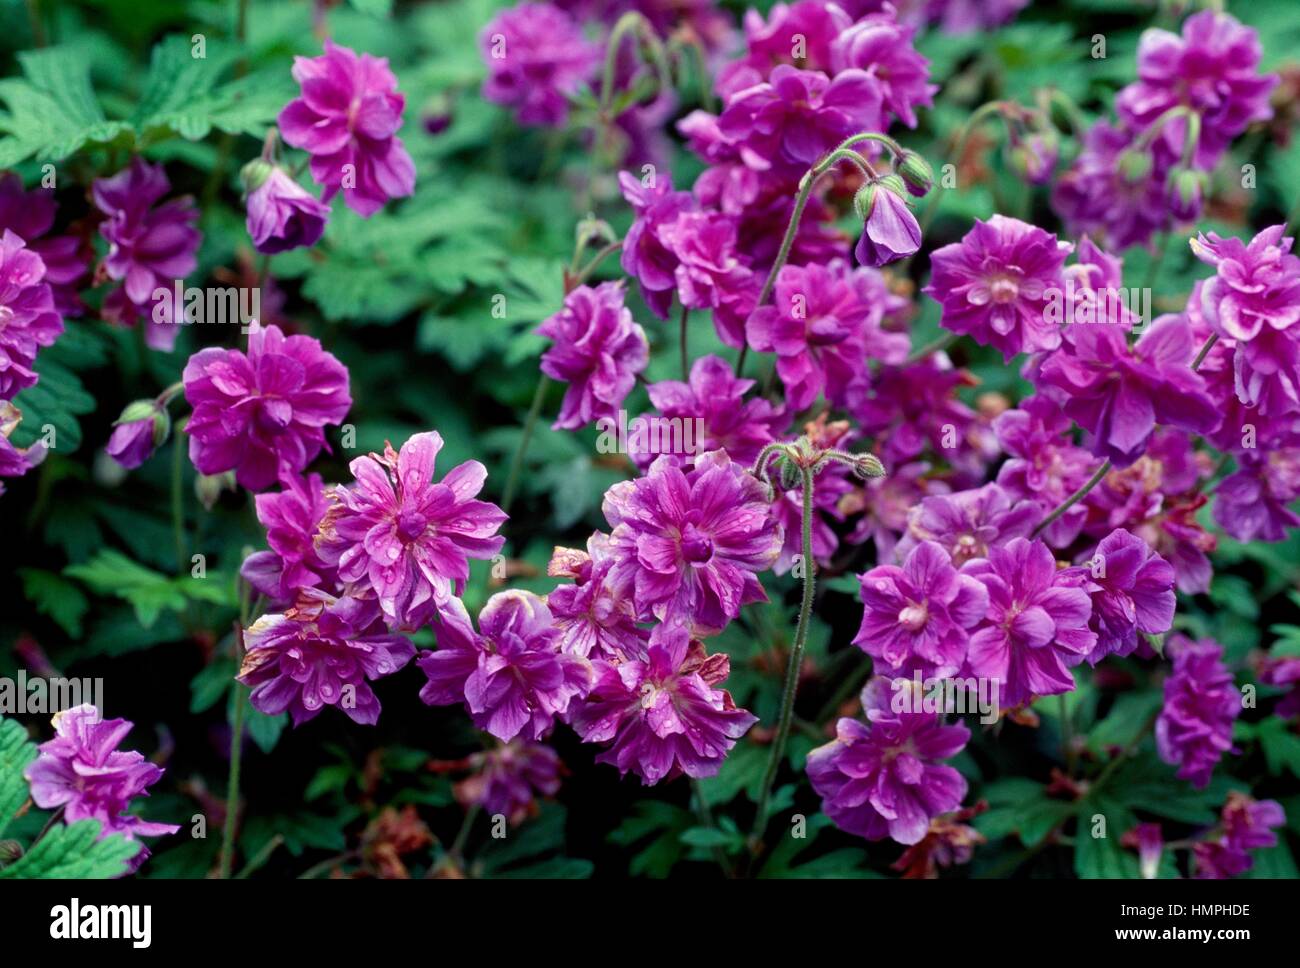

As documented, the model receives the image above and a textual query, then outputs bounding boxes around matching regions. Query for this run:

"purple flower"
[546,535,648,661]
[924,215,1072,360]
[1212,445,1300,542]
[537,282,648,431]
[240,472,339,604]
[183,322,352,492]
[319,431,507,631]
[239,591,415,726]
[962,537,1097,708]
[603,450,783,635]
[569,624,757,785]
[894,483,1040,566]
[1260,654,1300,719]
[854,181,922,268]
[1078,528,1176,664]
[854,540,989,679]
[747,261,905,410]
[1156,636,1240,789]
[480,3,600,128]
[455,739,563,825]
[24,704,179,858]
[244,165,330,254]
[808,678,970,846]
[0,229,63,401]
[631,354,787,469]
[729,1,850,79]
[417,591,592,742]
[0,402,45,497]
[92,158,200,351]
[1194,793,1285,879]
[618,170,696,319]
[278,41,416,217]
[1036,313,1221,467]
[1052,121,1171,251]
[994,395,1096,547]
[105,400,167,470]
[0,172,89,316]
[1191,225,1300,416]
[660,211,757,348]
[830,12,937,129]
[1116,12,1277,170]
[719,65,882,177]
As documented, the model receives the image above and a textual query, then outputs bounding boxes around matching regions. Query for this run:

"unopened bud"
[1117,148,1153,184]
[1166,167,1206,222]
[195,470,237,511]
[852,454,886,479]
[896,151,934,197]
[239,159,275,195]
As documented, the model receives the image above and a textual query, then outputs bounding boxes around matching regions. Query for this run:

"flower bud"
[1166,167,1206,222]
[1117,148,1154,184]
[852,454,886,479]
[777,456,802,492]
[195,470,237,511]
[896,151,935,197]
[0,840,22,866]
[239,159,275,195]
[106,400,169,470]
[1007,130,1059,185]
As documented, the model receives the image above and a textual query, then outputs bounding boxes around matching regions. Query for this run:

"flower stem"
[171,433,187,575]
[679,302,690,380]
[1192,333,1218,371]
[1029,458,1111,540]
[905,331,958,364]
[219,683,248,879]
[750,464,816,850]
[501,373,549,516]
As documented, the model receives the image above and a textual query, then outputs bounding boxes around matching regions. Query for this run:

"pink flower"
[0,172,89,316]
[455,739,564,825]
[417,592,592,741]
[1078,528,1176,663]
[569,624,757,785]
[319,431,507,630]
[546,535,648,661]
[0,229,62,401]
[183,322,352,491]
[538,282,648,431]
[239,591,416,726]
[479,3,600,128]
[244,165,330,254]
[830,11,937,128]
[92,158,200,351]
[240,472,339,604]
[278,41,416,217]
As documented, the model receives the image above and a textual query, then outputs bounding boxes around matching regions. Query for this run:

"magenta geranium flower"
[1116,11,1277,169]
[239,591,415,726]
[1052,121,1171,251]
[894,483,1040,566]
[1036,313,1221,467]
[631,354,787,469]
[278,41,416,217]
[660,211,757,348]
[854,181,922,267]
[479,2,600,128]
[1155,635,1239,789]
[569,624,757,785]
[924,215,1072,360]
[808,678,970,846]
[603,450,783,635]
[854,540,989,679]
[619,170,697,319]
[319,431,507,631]
[1078,528,1176,664]
[830,11,937,128]
[24,705,179,860]
[0,229,63,401]
[1212,445,1300,542]
[728,0,850,79]
[455,739,564,825]
[962,537,1097,708]
[245,165,330,254]
[546,534,648,661]
[240,472,339,604]
[92,158,200,351]
[0,172,89,316]
[1193,793,1286,879]
[747,261,898,410]
[537,282,648,431]
[183,322,352,491]
[417,591,592,742]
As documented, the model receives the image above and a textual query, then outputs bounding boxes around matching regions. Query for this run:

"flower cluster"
[1155,636,1240,789]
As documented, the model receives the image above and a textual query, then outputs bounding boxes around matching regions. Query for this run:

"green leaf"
[7,356,96,453]
[0,718,38,839]
[189,658,236,715]
[65,550,187,628]
[1257,718,1300,778]
[243,706,286,755]
[0,820,141,879]
[17,568,89,637]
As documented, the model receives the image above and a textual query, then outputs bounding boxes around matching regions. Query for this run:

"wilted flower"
[0,229,63,401]
[183,322,352,491]
[24,704,179,864]
[808,678,970,846]
[854,540,989,679]
[1155,635,1239,789]
[538,282,648,431]
[417,592,591,742]
[319,431,506,630]
[243,163,330,254]
[92,158,200,350]
[890,803,987,878]
[924,215,1072,360]
[239,591,416,726]
[278,41,416,217]
[603,450,783,635]
[569,624,756,785]
[479,2,600,128]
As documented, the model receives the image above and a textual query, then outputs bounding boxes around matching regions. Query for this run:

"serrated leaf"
[7,356,95,453]
[65,550,187,628]
[0,819,142,879]
[0,717,39,839]
[18,568,89,637]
